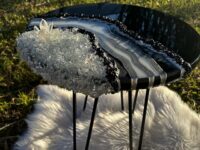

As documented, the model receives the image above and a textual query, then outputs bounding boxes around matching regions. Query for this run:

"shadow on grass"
[0,119,27,150]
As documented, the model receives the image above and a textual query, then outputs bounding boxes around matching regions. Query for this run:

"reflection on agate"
[17,15,191,96]
[30,16,189,85]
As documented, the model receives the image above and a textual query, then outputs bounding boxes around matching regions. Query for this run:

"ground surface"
[0,0,200,149]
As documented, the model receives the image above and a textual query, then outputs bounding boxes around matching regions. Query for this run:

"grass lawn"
[0,0,200,149]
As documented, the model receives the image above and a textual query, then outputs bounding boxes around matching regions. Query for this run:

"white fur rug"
[14,85,200,150]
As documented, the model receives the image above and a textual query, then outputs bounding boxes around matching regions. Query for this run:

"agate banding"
[22,14,191,96]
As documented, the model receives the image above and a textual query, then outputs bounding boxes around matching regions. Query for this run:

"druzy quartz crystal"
[17,19,119,97]
[17,15,191,97]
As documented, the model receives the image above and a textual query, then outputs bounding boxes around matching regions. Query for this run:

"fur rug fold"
[14,85,200,150]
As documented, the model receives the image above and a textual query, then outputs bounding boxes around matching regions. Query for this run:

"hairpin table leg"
[138,89,150,150]
[128,90,133,150]
[121,91,124,111]
[72,91,76,150]
[83,95,88,111]
[132,89,139,114]
[85,97,99,150]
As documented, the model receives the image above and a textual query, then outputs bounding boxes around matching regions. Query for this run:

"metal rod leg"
[83,95,88,111]
[72,92,76,150]
[138,89,150,150]
[128,90,133,150]
[85,97,99,150]
[132,89,139,114]
[121,91,124,111]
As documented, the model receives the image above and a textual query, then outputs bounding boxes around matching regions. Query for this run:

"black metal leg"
[138,89,150,150]
[128,90,133,150]
[72,92,76,150]
[85,97,99,150]
[121,91,124,111]
[132,89,139,114]
[83,95,88,111]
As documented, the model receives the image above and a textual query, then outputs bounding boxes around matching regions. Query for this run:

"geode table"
[18,3,200,150]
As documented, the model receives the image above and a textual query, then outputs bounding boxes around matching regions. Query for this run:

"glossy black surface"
[28,3,200,90]
[39,3,200,68]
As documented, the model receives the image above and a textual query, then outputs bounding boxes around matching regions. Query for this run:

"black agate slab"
[19,3,200,97]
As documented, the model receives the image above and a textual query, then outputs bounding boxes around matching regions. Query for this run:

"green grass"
[0,0,200,149]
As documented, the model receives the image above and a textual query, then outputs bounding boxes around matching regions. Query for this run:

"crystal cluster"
[16,19,115,97]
